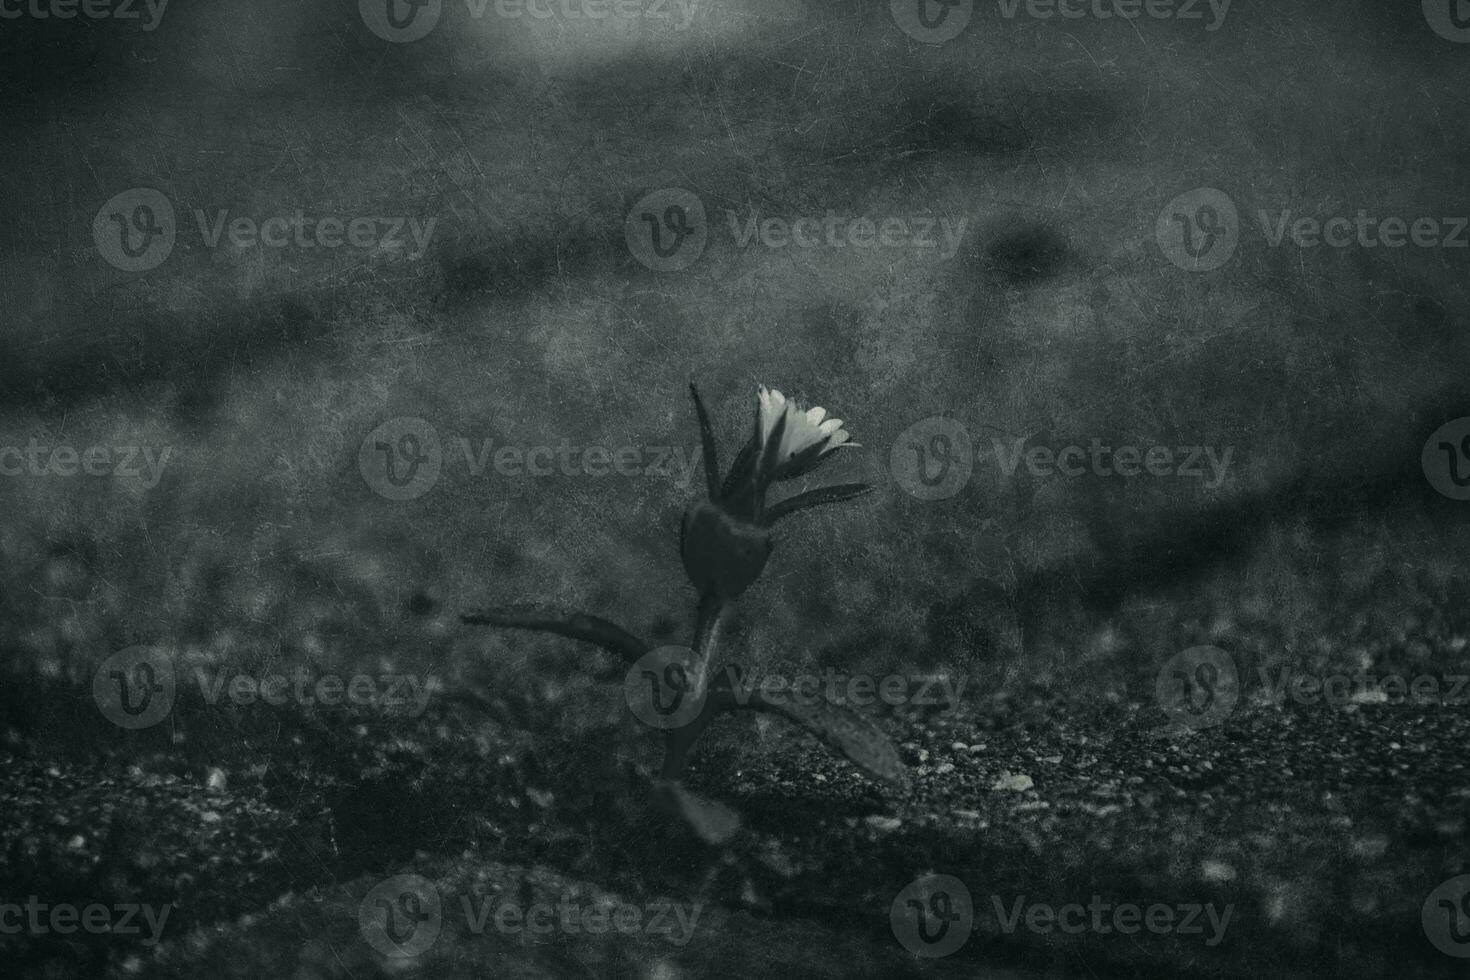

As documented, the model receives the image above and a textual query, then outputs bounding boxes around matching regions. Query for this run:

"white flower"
[756,386,855,471]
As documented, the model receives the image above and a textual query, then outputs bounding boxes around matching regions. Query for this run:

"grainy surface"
[2,1,1469,977]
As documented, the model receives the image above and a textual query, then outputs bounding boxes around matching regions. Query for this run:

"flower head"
[755,386,856,484]
[679,382,872,602]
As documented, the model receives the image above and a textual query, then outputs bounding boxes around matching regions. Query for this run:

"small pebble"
[1201,860,1236,883]
[992,772,1034,792]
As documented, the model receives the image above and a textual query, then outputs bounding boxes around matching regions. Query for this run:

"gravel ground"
[4,512,1468,978]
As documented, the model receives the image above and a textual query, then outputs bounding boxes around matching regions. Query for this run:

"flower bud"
[680,500,771,601]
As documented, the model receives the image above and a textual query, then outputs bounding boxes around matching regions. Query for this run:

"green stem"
[687,592,728,698]
[661,592,730,781]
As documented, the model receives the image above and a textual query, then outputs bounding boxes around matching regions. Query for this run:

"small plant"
[462,384,908,840]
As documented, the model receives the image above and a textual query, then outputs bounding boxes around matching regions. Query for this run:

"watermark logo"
[359,874,702,954]
[358,417,702,501]
[93,646,176,730]
[1158,647,1470,729]
[1258,210,1467,250]
[891,874,973,957]
[891,419,1232,499]
[995,0,1231,31]
[1155,645,1239,730]
[722,667,968,716]
[0,898,173,947]
[459,892,702,945]
[626,189,966,268]
[194,209,437,258]
[626,660,971,729]
[625,188,707,272]
[625,646,706,729]
[1422,418,1470,501]
[1423,0,1470,42]
[725,210,968,259]
[889,0,973,44]
[1156,188,1239,272]
[359,0,442,42]
[93,647,437,728]
[890,875,1234,957]
[93,189,176,273]
[360,417,444,501]
[191,668,435,716]
[1160,187,1470,271]
[891,417,975,501]
[993,438,1232,488]
[360,875,442,958]
[1424,875,1470,957]
[0,0,169,30]
[470,0,700,29]
[991,895,1232,945]
[95,190,438,270]
[0,439,173,488]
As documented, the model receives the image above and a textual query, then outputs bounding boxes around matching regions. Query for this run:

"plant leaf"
[460,603,648,665]
[653,780,741,845]
[660,702,717,781]
[718,392,764,501]
[688,383,722,500]
[709,678,910,791]
[764,483,874,526]
[719,438,759,509]
[769,434,837,483]
[755,407,787,492]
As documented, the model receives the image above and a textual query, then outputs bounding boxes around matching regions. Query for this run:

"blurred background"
[1,0,1466,685]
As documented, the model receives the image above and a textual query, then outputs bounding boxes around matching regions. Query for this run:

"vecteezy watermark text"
[990,437,1233,488]
[989,894,1233,945]
[1257,210,1469,249]
[0,0,169,29]
[358,875,701,958]
[0,898,172,947]
[889,418,1236,502]
[469,0,699,29]
[995,0,1231,31]
[725,210,969,259]
[1156,645,1470,730]
[889,874,1233,958]
[1158,187,1470,273]
[194,210,437,259]
[0,440,172,488]
[623,187,973,271]
[624,647,969,729]
[358,416,701,501]
[93,188,438,272]
[719,666,968,715]
[92,646,437,729]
